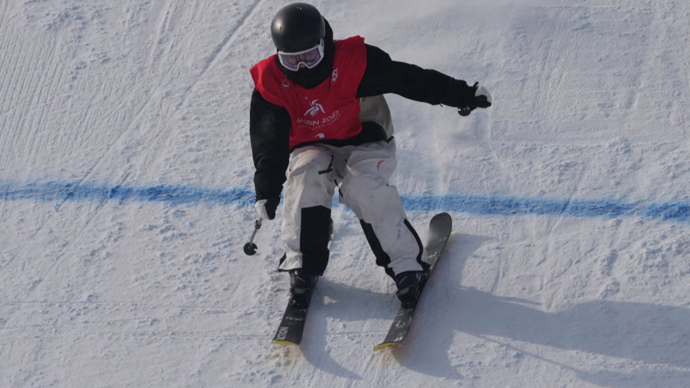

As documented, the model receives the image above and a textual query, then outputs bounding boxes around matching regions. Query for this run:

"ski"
[374,212,452,351]
[271,281,317,345]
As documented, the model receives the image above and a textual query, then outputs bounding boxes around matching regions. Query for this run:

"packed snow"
[1,0,689,387]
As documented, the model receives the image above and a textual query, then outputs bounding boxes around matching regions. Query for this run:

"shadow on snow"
[286,233,690,387]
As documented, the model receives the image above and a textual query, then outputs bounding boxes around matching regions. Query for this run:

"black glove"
[254,196,280,220]
[459,82,492,116]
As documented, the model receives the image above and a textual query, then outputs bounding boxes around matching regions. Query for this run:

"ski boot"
[289,270,318,308]
[394,271,426,309]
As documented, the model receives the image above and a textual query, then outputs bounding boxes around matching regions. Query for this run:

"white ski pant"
[279,139,427,277]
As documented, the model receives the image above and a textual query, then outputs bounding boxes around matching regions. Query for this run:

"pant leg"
[338,140,426,278]
[279,145,336,275]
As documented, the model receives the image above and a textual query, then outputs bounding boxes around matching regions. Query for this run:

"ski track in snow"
[2,0,690,387]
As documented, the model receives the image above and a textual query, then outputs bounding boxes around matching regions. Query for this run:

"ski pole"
[243,218,263,256]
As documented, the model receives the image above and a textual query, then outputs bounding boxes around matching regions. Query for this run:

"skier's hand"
[459,82,492,116]
[255,197,279,220]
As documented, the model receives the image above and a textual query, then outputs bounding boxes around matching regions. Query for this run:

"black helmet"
[271,3,325,53]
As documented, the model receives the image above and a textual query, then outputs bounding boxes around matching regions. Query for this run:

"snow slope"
[1,0,690,387]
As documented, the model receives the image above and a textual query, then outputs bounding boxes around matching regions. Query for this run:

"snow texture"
[1,0,690,387]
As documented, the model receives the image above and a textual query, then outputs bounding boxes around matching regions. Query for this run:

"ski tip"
[431,212,452,223]
[374,342,398,351]
[272,340,299,346]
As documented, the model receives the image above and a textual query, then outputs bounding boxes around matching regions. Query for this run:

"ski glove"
[459,82,492,116]
[255,197,279,220]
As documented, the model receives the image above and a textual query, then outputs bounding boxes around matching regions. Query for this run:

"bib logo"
[331,69,339,83]
[296,99,341,129]
[304,99,326,117]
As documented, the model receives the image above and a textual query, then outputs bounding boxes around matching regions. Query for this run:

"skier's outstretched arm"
[357,44,491,115]
[249,88,290,220]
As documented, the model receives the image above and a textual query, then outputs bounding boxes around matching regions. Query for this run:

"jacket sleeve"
[250,88,290,202]
[357,44,476,108]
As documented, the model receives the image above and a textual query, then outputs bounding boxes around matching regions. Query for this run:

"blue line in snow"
[401,195,690,223]
[0,180,688,223]
[0,180,255,207]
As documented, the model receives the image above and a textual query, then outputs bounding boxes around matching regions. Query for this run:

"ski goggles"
[277,39,325,71]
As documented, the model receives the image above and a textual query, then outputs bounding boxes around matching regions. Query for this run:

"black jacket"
[250,43,477,202]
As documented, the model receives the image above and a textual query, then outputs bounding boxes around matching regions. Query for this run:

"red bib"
[250,37,367,149]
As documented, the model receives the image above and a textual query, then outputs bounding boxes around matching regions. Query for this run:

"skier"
[249,3,491,309]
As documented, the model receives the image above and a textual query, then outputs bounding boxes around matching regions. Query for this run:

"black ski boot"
[289,270,318,308]
[394,271,426,309]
